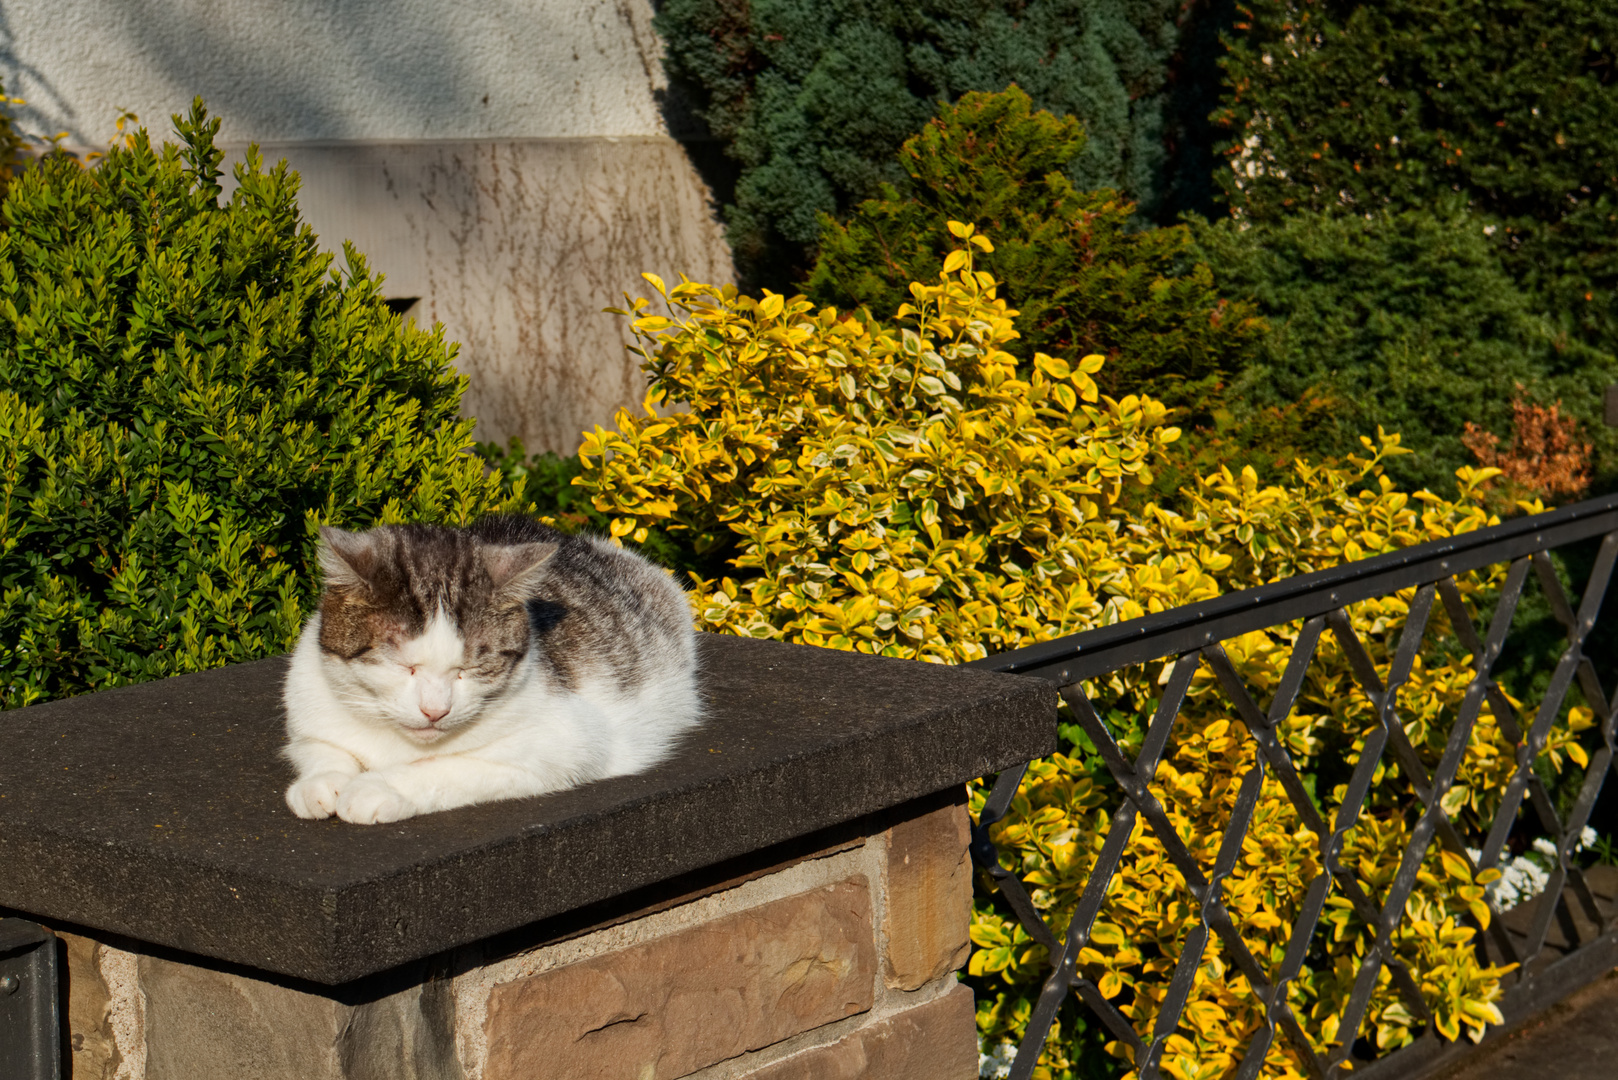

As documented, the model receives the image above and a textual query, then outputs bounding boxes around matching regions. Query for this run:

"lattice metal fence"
[967,494,1618,1080]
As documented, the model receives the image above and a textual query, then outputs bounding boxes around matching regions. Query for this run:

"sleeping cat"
[281,517,701,824]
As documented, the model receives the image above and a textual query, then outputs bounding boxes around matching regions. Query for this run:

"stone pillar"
[5,634,1054,1080]
[52,798,978,1080]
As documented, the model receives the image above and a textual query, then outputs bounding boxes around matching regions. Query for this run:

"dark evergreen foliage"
[1192,207,1618,495]
[803,87,1264,414]
[1216,0,1618,354]
[656,0,1207,287]
[0,103,522,708]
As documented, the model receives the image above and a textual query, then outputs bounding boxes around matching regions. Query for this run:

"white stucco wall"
[0,0,733,454]
[0,0,672,147]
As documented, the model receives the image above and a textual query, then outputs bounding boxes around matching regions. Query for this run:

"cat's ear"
[318,526,381,590]
[483,542,557,602]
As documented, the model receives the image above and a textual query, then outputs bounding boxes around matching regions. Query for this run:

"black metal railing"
[966,493,1618,1080]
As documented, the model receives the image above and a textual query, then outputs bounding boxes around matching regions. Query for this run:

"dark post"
[0,919,60,1080]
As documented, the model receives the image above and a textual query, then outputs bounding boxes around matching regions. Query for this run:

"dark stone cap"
[0,635,1054,984]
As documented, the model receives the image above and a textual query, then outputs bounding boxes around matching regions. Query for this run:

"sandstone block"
[61,931,121,1080]
[884,801,973,990]
[744,981,978,1080]
[139,954,459,1080]
[140,955,347,1080]
[483,878,877,1080]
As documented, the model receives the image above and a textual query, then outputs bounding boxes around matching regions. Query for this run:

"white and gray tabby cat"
[282,517,701,824]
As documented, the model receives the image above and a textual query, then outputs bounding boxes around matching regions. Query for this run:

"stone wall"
[223,136,733,454]
[52,798,979,1080]
[2,0,734,453]
[0,0,678,147]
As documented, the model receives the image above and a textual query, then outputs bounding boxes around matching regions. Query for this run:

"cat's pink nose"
[420,703,450,724]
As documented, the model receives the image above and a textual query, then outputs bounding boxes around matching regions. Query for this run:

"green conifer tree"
[657,0,1219,287]
[1193,206,1618,496]
[1215,0,1618,355]
[804,87,1265,415]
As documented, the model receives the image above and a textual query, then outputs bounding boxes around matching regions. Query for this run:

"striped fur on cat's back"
[281,517,701,824]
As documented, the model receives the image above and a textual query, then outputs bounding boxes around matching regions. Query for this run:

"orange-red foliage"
[1462,390,1591,503]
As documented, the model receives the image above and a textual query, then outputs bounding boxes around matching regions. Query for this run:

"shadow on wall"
[0,3,76,144]
[0,1,737,455]
[0,0,674,147]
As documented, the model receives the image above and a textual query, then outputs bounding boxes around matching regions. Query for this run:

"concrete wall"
[0,0,674,145]
[0,0,732,453]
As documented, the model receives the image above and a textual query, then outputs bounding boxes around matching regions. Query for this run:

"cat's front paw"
[335,774,416,825]
[286,772,353,819]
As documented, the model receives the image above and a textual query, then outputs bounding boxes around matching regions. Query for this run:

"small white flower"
[1533,837,1559,859]
[1477,848,1559,912]
[979,1037,1017,1079]
[1580,827,1597,851]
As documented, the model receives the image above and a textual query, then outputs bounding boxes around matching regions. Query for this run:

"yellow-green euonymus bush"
[577,226,1588,1077]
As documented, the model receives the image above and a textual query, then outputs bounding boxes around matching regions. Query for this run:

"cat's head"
[311,524,556,743]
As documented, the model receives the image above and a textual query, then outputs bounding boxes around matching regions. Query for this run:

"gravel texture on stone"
[0,635,1053,983]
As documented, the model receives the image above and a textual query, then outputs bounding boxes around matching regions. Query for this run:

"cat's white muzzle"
[402,725,448,744]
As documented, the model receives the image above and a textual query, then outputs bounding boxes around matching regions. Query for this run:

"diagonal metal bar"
[1001,655,1202,1080]
[970,763,1061,955]
[1024,659,1312,1080]
[1205,632,1439,1062]
[1497,540,1618,966]
[1062,680,1329,1078]
[1324,590,1490,920]
[1533,541,1617,746]
[1482,625,1593,877]
[976,763,1030,836]
[1204,637,1424,1061]
[1139,748,1273,1079]
[1320,600,1451,1069]
[1437,563,1533,750]
[1062,700,1281,1013]
[1326,589,1442,807]
[1432,570,1533,967]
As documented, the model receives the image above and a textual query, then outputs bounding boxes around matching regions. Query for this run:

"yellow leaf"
[1088,921,1126,946]
[942,249,969,274]
[1098,970,1123,998]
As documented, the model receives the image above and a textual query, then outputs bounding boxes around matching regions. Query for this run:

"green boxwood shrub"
[0,103,525,710]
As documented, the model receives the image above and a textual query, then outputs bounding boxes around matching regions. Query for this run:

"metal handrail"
[969,492,1618,684]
